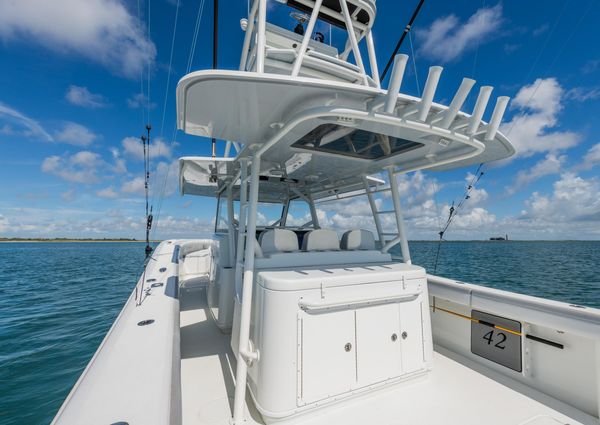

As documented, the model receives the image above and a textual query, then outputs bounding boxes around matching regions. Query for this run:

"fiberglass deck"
[180,288,584,425]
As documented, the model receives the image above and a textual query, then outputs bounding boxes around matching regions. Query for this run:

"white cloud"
[523,173,600,224]
[61,188,77,202]
[565,87,600,102]
[0,214,8,232]
[501,78,580,157]
[509,153,566,193]
[153,160,179,197]
[127,92,155,109]
[109,147,127,174]
[96,187,119,199]
[121,177,145,195]
[119,160,177,198]
[121,136,172,160]
[443,206,496,229]
[416,4,502,62]
[0,0,156,78]
[0,101,53,141]
[0,205,216,239]
[582,59,600,75]
[54,122,98,146]
[41,151,102,184]
[580,143,600,170]
[65,85,108,108]
[532,23,549,37]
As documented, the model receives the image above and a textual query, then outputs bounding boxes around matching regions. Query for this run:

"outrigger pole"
[380,0,425,82]
[143,124,153,258]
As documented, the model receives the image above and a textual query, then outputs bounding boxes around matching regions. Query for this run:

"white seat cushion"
[259,229,299,255]
[341,229,375,250]
[301,229,340,251]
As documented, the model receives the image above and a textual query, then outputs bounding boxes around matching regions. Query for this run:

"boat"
[52,1,600,424]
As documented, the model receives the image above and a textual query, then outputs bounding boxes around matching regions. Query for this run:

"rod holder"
[467,86,493,135]
[417,66,443,122]
[440,78,475,128]
[485,96,510,141]
[384,54,409,113]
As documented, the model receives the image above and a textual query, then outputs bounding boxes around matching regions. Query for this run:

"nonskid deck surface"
[180,289,582,425]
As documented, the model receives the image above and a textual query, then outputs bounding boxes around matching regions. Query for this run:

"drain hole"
[137,319,155,326]
[147,278,157,282]
[159,267,167,272]
[151,282,164,288]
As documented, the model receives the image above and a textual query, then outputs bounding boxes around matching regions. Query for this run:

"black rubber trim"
[171,245,180,264]
[526,334,564,349]
[165,275,179,299]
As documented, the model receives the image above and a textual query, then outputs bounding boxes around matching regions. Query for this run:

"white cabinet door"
[299,310,356,404]
[355,303,403,387]
[399,298,425,374]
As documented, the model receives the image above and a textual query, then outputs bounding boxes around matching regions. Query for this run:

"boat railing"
[240,0,380,87]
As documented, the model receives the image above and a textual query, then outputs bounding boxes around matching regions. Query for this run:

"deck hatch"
[292,123,423,160]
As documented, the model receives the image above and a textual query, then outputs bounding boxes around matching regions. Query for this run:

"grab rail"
[299,292,419,313]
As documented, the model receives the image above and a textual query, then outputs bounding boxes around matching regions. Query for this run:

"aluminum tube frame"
[307,193,320,229]
[387,167,411,264]
[239,0,259,71]
[226,184,236,267]
[232,156,262,424]
[365,31,380,88]
[233,160,248,300]
[291,0,323,77]
[363,177,384,247]
[339,0,368,85]
[256,0,267,74]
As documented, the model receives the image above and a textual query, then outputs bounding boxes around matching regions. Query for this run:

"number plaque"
[470,310,522,372]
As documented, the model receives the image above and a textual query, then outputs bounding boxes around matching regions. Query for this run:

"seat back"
[301,229,340,251]
[260,229,299,255]
[341,229,375,250]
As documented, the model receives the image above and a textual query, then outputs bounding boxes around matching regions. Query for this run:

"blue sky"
[0,0,599,240]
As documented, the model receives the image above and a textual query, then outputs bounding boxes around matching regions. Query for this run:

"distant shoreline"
[0,238,598,243]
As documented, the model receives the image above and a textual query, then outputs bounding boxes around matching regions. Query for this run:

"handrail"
[299,292,419,312]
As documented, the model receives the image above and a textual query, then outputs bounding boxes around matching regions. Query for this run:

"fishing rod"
[380,0,425,82]
[143,124,153,259]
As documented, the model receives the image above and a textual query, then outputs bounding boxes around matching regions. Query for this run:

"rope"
[380,0,425,82]
[408,31,420,97]
[433,164,484,272]
[151,0,181,210]
[151,0,208,240]
[136,0,145,127]
[147,0,152,126]
[143,125,153,259]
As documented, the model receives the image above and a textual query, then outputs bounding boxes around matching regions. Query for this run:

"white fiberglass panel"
[299,310,356,404]
[400,296,426,375]
[355,303,402,387]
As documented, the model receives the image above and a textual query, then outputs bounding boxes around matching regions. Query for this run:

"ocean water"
[0,240,598,425]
